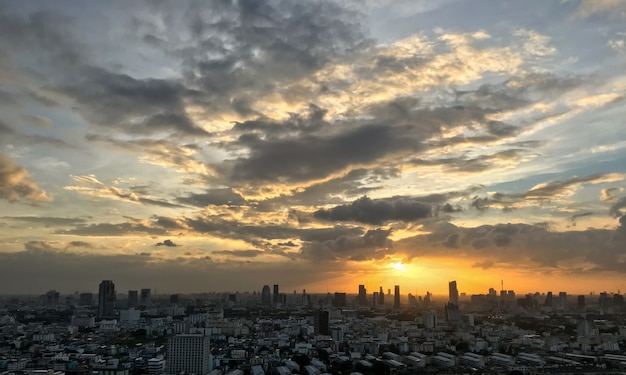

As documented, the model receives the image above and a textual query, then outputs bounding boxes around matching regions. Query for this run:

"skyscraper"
[394,285,400,308]
[448,280,459,305]
[379,286,385,305]
[166,334,211,375]
[98,280,116,319]
[140,288,151,305]
[273,284,279,306]
[128,290,138,308]
[261,285,271,306]
[358,284,367,305]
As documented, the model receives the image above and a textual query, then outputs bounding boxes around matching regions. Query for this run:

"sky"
[1,0,626,296]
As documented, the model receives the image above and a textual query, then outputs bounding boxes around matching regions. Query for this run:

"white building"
[166,334,211,375]
[147,358,165,375]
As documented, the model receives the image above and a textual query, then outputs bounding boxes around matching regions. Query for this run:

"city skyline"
[1,0,626,295]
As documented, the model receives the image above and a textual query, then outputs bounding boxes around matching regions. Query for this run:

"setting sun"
[389,262,407,272]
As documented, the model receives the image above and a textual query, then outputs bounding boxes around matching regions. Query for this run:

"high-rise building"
[261,285,271,306]
[79,292,93,306]
[394,285,400,308]
[98,280,116,319]
[273,284,280,305]
[577,295,586,310]
[170,294,179,304]
[128,290,138,308]
[334,292,347,307]
[140,288,151,305]
[358,284,367,305]
[314,311,330,335]
[448,281,459,305]
[379,286,385,305]
[166,334,211,375]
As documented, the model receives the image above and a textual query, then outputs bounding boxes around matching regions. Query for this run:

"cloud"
[176,188,246,207]
[472,173,625,210]
[397,218,626,271]
[212,250,264,258]
[3,216,88,227]
[300,228,393,261]
[314,196,434,225]
[55,221,167,237]
[156,239,178,247]
[609,197,626,218]
[568,212,593,226]
[63,68,208,137]
[65,174,182,208]
[86,135,212,176]
[576,0,626,19]
[0,152,49,203]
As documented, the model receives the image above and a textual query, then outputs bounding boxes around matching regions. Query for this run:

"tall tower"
[261,285,271,306]
[358,284,367,305]
[128,290,138,308]
[140,288,151,306]
[394,285,400,308]
[448,280,459,305]
[166,334,211,375]
[98,280,116,319]
[379,286,385,305]
[273,284,280,306]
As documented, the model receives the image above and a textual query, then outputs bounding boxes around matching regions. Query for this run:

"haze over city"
[1,0,626,295]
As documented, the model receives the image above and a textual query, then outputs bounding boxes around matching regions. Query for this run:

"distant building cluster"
[4,280,626,374]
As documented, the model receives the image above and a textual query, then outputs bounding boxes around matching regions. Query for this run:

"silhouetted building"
[394,285,400,308]
[544,291,553,307]
[140,288,151,305]
[128,290,138,308]
[44,290,59,306]
[170,294,179,304]
[79,292,93,306]
[314,311,330,335]
[358,284,367,305]
[445,302,460,324]
[334,292,347,307]
[449,281,459,305]
[98,280,116,319]
[273,284,280,305]
[577,295,586,310]
[379,286,385,305]
[261,285,271,306]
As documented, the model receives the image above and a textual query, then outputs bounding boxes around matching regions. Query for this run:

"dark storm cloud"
[176,188,247,207]
[314,196,436,225]
[0,152,48,203]
[299,228,393,261]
